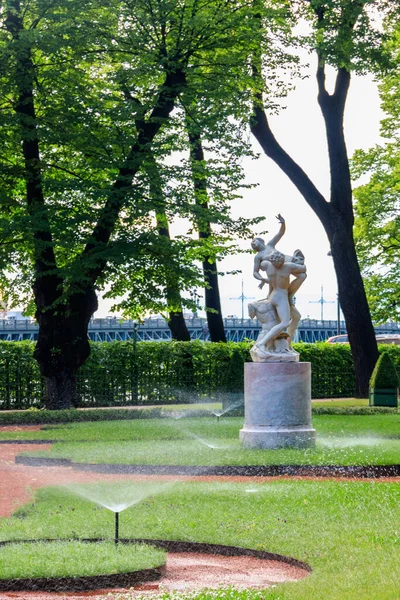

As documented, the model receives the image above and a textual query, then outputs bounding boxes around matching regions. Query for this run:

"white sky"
[96,59,382,322]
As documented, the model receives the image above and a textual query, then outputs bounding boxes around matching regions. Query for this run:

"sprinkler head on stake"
[115,511,119,545]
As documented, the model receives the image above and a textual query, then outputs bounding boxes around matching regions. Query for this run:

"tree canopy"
[0,0,283,407]
[353,23,400,324]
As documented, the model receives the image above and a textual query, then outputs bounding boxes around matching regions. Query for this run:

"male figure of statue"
[254,250,307,350]
[248,298,294,361]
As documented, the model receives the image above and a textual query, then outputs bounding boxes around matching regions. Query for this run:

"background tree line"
[0,0,398,408]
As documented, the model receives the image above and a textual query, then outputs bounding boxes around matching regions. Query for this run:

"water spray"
[115,511,119,545]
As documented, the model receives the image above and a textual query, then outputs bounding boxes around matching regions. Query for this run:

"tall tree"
[0,0,249,408]
[147,154,191,341]
[186,118,226,343]
[249,0,399,396]
[353,24,400,324]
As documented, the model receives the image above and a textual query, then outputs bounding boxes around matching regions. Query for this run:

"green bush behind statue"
[0,340,398,409]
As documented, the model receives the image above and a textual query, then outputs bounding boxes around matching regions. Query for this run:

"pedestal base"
[240,362,316,449]
[240,425,316,449]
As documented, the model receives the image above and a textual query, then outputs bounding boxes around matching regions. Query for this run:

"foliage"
[223,348,245,394]
[0,407,162,426]
[311,405,398,415]
[353,24,400,323]
[249,0,400,397]
[0,0,270,323]
[0,341,398,409]
[0,0,285,410]
[0,540,164,580]
[370,352,400,389]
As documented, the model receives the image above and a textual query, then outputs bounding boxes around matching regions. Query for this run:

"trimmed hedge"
[0,407,163,425]
[370,352,400,389]
[0,340,398,409]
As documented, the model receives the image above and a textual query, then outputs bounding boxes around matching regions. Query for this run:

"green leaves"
[302,0,397,73]
[352,23,400,324]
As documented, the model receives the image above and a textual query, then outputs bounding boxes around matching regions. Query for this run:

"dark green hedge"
[0,407,163,425]
[0,340,398,409]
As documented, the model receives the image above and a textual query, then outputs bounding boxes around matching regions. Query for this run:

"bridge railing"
[0,316,399,344]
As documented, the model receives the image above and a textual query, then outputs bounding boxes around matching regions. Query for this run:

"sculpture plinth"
[240,362,316,449]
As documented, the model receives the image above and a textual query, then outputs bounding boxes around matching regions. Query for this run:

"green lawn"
[312,398,369,407]
[0,540,164,580]
[2,413,400,442]
[0,479,399,599]
[16,414,400,466]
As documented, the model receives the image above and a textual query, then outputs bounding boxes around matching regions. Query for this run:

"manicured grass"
[0,540,164,580]
[161,403,223,412]
[2,413,400,442]
[26,437,400,466]
[0,479,399,599]
[312,398,368,407]
[0,398,379,429]
[18,414,400,466]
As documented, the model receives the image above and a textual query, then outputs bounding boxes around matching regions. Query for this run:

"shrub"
[0,340,398,409]
[370,352,400,389]
[0,408,162,426]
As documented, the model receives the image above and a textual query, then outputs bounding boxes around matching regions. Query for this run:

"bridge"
[0,316,399,343]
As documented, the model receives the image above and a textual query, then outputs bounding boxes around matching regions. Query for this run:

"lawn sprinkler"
[115,511,119,545]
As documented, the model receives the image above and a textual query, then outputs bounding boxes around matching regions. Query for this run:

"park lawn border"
[0,537,310,591]
[0,405,398,426]
[14,454,400,477]
[0,539,165,591]
[0,565,164,592]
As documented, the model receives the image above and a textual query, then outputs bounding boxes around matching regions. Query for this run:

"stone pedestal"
[240,362,316,449]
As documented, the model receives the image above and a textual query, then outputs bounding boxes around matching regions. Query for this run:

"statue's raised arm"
[251,215,287,287]
[266,214,285,249]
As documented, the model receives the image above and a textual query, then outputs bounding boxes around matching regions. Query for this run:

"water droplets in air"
[63,480,173,513]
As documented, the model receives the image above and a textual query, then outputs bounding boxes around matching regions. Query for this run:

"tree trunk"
[167,311,191,341]
[202,260,226,343]
[147,154,191,342]
[34,287,98,409]
[186,124,226,343]
[44,371,79,410]
[328,221,379,396]
[250,47,378,396]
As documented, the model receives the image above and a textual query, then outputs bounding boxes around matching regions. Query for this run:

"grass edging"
[14,454,400,477]
[0,540,165,591]
[0,565,164,592]
[0,537,310,592]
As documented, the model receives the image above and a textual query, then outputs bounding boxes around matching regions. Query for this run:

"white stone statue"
[248,298,298,362]
[249,215,307,362]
